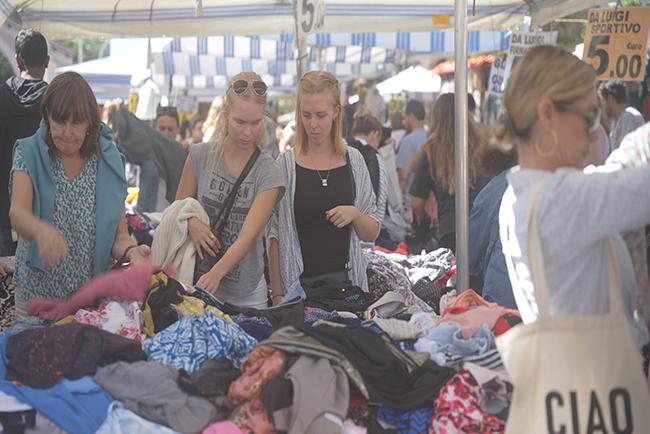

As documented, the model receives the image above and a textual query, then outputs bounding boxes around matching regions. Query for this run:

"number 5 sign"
[296,0,325,38]
[583,7,650,81]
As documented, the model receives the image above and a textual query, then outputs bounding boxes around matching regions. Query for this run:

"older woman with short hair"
[9,71,150,326]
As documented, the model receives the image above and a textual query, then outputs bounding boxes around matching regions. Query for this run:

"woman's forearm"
[111,233,135,261]
[268,238,283,297]
[352,212,380,242]
[9,205,45,242]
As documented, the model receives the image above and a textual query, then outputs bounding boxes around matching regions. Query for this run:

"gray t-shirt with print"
[191,142,284,303]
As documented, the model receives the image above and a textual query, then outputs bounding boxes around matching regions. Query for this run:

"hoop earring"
[534,129,559,158]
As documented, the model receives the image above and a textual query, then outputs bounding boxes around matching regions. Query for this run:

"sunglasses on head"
[555,102,602,136]
[230,79,268,96]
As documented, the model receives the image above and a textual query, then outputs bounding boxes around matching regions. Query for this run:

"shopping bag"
[497,182,650,434]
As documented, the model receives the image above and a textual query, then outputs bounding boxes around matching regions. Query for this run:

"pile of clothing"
[0,249,517,434]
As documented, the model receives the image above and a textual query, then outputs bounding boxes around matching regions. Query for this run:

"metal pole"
[454,0,469,292]
[292,0,308,77]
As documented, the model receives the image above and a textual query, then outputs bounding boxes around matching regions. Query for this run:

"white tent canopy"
[1,1,610,39]
[376,65,441,95]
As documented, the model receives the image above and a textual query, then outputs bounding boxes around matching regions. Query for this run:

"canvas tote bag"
[497,182,650,434]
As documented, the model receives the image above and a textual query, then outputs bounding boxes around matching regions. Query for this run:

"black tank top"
[294,163,354,277]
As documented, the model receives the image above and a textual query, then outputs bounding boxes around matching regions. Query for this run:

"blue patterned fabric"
[378,405,433,434]
[143,310,257,372]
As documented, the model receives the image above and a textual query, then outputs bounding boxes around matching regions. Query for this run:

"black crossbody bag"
[193,148,261,285]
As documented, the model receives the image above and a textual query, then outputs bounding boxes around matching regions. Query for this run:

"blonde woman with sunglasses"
[175,72,284,307]
[495,45,650,345]
[268,71,383,303]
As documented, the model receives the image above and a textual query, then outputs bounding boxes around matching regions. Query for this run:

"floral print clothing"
[430,370,504,434]
[73,299,144,342]
[12,146,98,323]
[227,345,286,406]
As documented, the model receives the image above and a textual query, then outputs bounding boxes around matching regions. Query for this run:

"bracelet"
[122,244,138,260]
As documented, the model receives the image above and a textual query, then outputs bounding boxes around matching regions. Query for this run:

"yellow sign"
[128,91,139,113]
[583,7,650,81]
[431,14,450,25]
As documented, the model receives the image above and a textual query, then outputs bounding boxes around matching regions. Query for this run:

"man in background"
[600,81,645,152]
[0,29,49,256]
[395,99,427,191]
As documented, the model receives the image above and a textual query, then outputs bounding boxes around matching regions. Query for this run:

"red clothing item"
[27,262,157,320]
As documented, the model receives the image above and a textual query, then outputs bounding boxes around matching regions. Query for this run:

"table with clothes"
[0,249,521,434]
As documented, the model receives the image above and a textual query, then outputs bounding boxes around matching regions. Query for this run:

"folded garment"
[202,421,243,434]
[96,402,181,434]
[6,323,146,388]
[297,324,454,409]
[414,323,496,367]
[432,370,505,433]
[144,311,257,372]
[265,355,349,434]
[177,358,240,398]
[72,299,144,342]
[227,346,286,406]
[0,332,112,434]
[439,305,504,340]
[27,263,156,320]
[96,361,222,434]
[378,405,433,434]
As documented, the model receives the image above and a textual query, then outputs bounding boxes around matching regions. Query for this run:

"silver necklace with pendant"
[308,152,333,187]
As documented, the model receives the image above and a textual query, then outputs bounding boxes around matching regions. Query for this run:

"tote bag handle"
[526,181,625,320]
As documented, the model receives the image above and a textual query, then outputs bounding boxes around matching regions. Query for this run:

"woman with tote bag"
[493,45,650,432]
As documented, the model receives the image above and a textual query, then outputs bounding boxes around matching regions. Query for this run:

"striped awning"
[151,52,396,90]
[164,30,510,61]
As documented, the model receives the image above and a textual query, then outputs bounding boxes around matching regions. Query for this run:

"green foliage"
[620,0,642,6]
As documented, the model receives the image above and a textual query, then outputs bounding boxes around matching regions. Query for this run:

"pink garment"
[74,299,144,342]
[430,370,505,434]
[228,345,286,406]
[203,421,244,434]
[27,263,156,320]
[439,306,505,339]
[342,419,368,434]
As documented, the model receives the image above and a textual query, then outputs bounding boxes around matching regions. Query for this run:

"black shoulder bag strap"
[210,148,261,238]
[344,150,356,272]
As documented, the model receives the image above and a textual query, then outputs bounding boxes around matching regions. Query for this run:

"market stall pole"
[455,0,469,292]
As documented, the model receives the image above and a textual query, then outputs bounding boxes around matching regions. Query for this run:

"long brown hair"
[42,71,100,160]
[423,93,480,194]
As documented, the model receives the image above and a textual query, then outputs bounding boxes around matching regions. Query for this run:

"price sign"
[488,54,508,95]
[583,7,650,81]
[500,31,558,94]
[296,0,325,38]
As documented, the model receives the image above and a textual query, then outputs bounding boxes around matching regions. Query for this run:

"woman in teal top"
[9,72,151,326]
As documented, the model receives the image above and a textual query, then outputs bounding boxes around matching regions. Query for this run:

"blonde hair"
[294,70,346,155]
[210,72,268,159]
[352,106,382,137]
[423,93,480,194]
[202,95,225,142]
[492,45,597,149]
